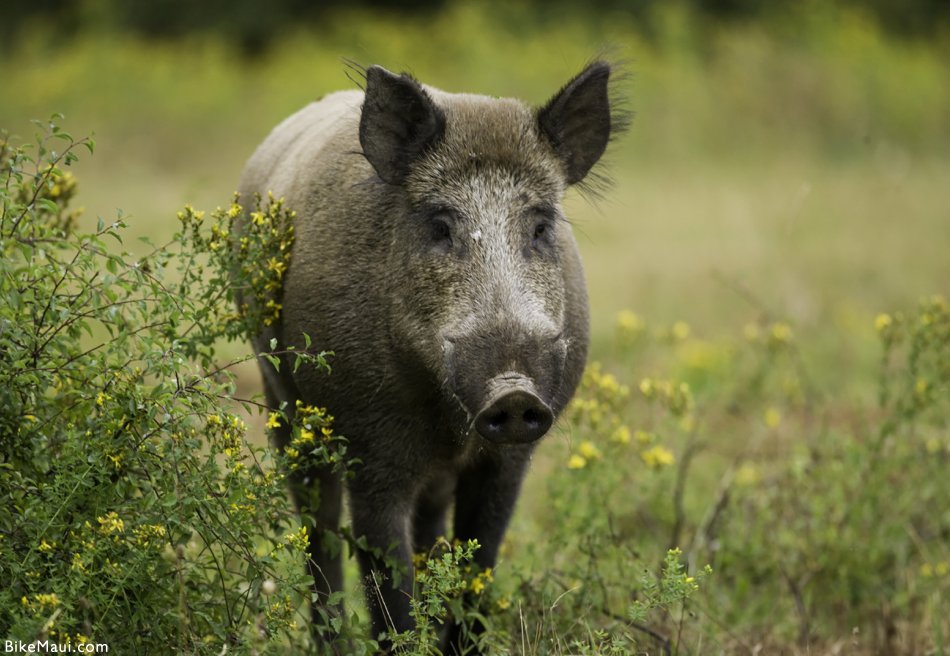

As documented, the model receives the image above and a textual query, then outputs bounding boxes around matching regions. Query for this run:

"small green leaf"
[262,353,280,371]
[36,198,58,215]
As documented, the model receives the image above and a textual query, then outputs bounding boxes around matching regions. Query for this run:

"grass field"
[3,4,949,653]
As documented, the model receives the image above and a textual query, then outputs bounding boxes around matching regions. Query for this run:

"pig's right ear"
[359,65,445,184]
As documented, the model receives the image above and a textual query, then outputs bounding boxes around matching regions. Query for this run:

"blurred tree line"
[3,0,948,57]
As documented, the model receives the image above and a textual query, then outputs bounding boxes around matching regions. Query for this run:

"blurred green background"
[3,0,948,386]
[2,1,949,650]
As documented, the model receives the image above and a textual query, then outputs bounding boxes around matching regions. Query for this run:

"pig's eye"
[531,217,555,250]
[431,220,450,241]
[426,213,454,251]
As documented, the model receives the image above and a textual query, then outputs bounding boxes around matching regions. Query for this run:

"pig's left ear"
[360,65,446,184]
[538,61,614,185]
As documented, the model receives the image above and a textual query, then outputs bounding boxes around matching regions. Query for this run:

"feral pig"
[238,61,624,650]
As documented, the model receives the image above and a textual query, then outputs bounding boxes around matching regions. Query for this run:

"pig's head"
[358,62,619,444]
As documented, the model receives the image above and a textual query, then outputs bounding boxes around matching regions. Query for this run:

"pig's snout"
[473,374,553,444]
[443,327,566,444]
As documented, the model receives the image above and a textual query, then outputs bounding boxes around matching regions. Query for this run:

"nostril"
[487,411,508,431]
[522,408,542,428]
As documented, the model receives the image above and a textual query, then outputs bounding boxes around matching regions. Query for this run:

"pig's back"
[238,90,364,206]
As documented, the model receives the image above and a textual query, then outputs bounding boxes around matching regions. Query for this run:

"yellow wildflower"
[611,425,631,444]
[671,320,691,341]
[735,463,761,487]
[641,445,675,469]
[267,257,288,277]
[639,378,655,398]
[598,372,620,395]
[285,526,309,550]
[617,310,644,336]
[133,524,167,546]
[469,568,492,595]
[634,429,654,445]
[265,412,281,430]
[567,454,587,470]
[665,382,693,416]
[770,322,793,344]
[874,313,893,333]
[34,593,60,609]
[578,440,601,460]
[97,512,125,534]
[678,339,726,372]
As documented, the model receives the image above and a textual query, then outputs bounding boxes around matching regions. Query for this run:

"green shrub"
[473,299,947,654]
[0,117,317,653]
[712,298,950,651]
